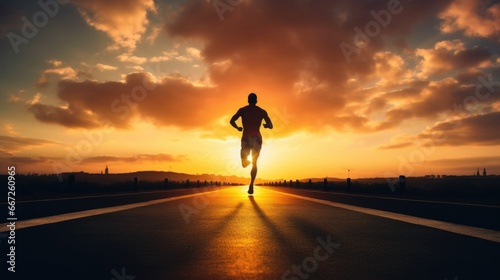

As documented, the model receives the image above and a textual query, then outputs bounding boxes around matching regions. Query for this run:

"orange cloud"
[117,53,148,64]
[417,112,500,146]
[0,153,186,174]
[439,0,500,42]
[36,63,92,87]
[47,59,62,67]
[28,73,218,129]
[95,63,117,71]
[382,74,500,126]
[373,51,412,86]
[427,156,500,174]
[72,0,156,50]
[163,0,467,133]
[377,134,415,150]
[415,40,491,78]
[82,154,187,164]
[26,0,500,144]
[0,135,59,156]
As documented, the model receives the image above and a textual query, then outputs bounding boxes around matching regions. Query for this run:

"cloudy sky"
[1,0,499,179]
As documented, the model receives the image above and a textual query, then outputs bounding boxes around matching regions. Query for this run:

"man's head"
[248,93,257,104]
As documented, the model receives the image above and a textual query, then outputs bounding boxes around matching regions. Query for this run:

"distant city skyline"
[11,165,498,182]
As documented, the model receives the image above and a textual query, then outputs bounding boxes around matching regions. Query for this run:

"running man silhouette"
[230,93,273,194]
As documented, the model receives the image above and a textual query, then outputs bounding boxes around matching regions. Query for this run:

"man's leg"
[248,145,260,194]
[247,136,261,194]
[248,155,258,194]
[241,139,251,168]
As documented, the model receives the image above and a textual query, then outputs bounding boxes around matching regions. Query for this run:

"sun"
[254,150,269,167]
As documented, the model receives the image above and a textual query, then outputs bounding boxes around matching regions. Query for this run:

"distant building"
[105,165,109,175]
[476,168,480,176]
[483,168,487,176]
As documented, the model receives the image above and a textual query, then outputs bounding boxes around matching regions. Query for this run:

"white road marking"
[275,187,500,208]
[2,186,499,244]
[0,189,190,204]
[261,187,500,243]
[0,188,223,232]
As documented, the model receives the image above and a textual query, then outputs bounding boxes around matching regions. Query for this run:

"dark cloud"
[163,0,454,133]
[377,141,412,150]
[0,153,186,174]
[26,0,500,141]
[5,154,185,164]
[379,110,500,149]
[0,3,24,36]
[427,156,500,175]
[0,135,60,156]
[29,103,101,128]
[439,0,500,42]
[381,85,425,100]
[426,156,500,175]
[454,46,492,67]
[6,156,58,164]
[28,73,218,129]
[429,156,500,167]
[379,73,500,129]
[416,40,492,77]
[417,111,500,146]
[82,153,187,163]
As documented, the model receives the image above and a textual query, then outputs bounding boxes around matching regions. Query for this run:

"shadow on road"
[248,196,300,253]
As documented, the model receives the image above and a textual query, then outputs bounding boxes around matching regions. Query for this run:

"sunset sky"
[1,0,499,180]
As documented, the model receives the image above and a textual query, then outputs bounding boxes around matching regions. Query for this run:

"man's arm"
[263,111,273,129]
[230,110,243,131]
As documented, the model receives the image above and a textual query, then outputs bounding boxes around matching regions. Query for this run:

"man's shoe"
[247,186,254,194]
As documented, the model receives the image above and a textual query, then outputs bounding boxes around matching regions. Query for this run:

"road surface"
[1,186,499,279]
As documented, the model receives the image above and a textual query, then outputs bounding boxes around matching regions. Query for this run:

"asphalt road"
[1,186,500,279]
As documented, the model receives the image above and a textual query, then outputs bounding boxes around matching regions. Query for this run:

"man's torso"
[239,105,266,139]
